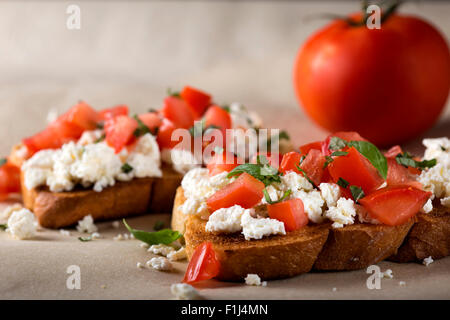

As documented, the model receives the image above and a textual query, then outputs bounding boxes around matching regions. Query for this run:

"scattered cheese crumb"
[0,204,23,224]
[167,247,187,261]
[6,208,38,240]
[113,234,124,241]
[148,244,176,256]
[423,256,434,266]
[76,215,98,233]
[91,232,101,239]
[147,257,173,271]
[244,274,266,286]
[171,283,201,300]
[59,229,71,236]
[382,269,394,279]
[112,221,120,229]
[399,281,406,286]
[136,262,144,269]
[140,243,150,249]
[100,284,107,289]
[332,287,337,292]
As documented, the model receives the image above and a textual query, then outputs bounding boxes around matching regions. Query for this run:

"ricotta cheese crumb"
[423,256,434,266]
[168,148,201,174]
[0,203,23,224]
[147,257,173,271]
[167,247,187,261]
[76,215,98,233]
[325,198,357,228]
[59,229,71,236]
[244,274,267,287]
[171,283,201,300]
[206,205,248,233]
[319,183,341,208]
[399,281,406,286]
[241,210,285,240]
[136,262,144,269]
[6,208,38,240]
[148,244,176,257]
[421,198,433,213]
[382,269,394,279]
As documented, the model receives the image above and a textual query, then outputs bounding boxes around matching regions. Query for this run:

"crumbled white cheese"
[179,197,209,217]
[280,171,314,192]
[423,137,450,163]
[147,257,173,271]
[260,184,284,204]
[319,183,341,208]
[0,203,23,224]
[293,190,325,223]
[46,108,58,124]
[167,247,187,261]
[241,210,285,240]
[6,208,38,240]
[111,221,120,229]
[421,198,433,213]
[229,102,263,129]
[136,262,144,269]
[332,287,337,292]
[423,256,434,266]
[140,242,150,249]
[76,215,98,233]
[206,205,248,233]
[441,196,450,208]
[148,244,176,257]
[91,232,101,239]
[77,130,104,146]
[59,229,71,236]
[399,281,406,286]
[171,283,201,300]
[325,198,357,228]
[113,234,124,241]
[382,269,394,279]
[168,148,201,175]
[244,274,267,286]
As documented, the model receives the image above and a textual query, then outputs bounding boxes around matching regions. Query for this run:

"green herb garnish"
[153,221,165,231]
[167,88,180,97]
[221,105,230,113]
[323,151,349,169]
[123,219,182,245]
[227,155,281,186]
[295,165,316,188]
[94,134,106,143]
[189,120,220,137]
[133,115,152,137]
[337,177,349,189]
[78,236,93,242]
[263,189,291,205]
[396,152,436,170]
[121,163,133,174]
[349,185,365,203]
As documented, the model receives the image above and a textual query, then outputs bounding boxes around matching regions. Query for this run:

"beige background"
[0,1,449,299]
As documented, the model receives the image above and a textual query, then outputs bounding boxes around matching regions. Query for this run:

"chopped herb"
[133,115,151,137]
[153,221,165,231]
[0,224,7,230]
[295,165,316,188]
[323,156,333,169]
[331,151,348,157]
[299,155,306,165]
[396,152,437,170]
[121,163,133,174]
[263,189,292,205]
[78,236,93,242]
[441,146,446,151]
[279,130,290,141]
[337,177,349,189]
[94,134,106,143]
[0,158,6,167]
[256,154,270,166]
[96,122,104,130]
[323,151,349,169]
[350,185,365,203]
[228,155,281,186]
[167,88,180,97]
[123,219,182,245]
[221,105,230,113]
[148,108,158,113]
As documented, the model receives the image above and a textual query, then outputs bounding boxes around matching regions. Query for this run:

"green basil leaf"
[347,140,388,180]
[121,163,133,174]
[329,137,347,150]
[221,105,230,113]
[323,156,333,169]
[227,163,281,186]
[133,115,151,137]
[123,219,181,245]
[337,177,349,189]
[295,165,316,188]
[263,189,291,205]
[396,152,437,170]
[331,151,348,157]
[349,185,365,203]
[78,236,93,242]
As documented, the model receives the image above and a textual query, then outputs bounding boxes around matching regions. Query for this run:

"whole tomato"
[293,8,450,147]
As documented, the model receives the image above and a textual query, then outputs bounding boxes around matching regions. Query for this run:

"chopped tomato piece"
[207,172,265,213]
[298,149,326,186]
[104,115,138,153]
[359,186,431,226]
[279,152,302,174]
[161,96,195,129]
[0,161,21,196]
[98,105,129,120]
[207,152,241,176]
[183,242,220,284]
[204,105,232,136]
[250,152,283,169]
[322,131,367,155]
[138,113,162,133]
[299,141,322,156]
[387,158,423,189]
[384,145,403,159]
[62,101,100,131]
[157,118,179,149]
[181,86,211,119]
[267,198,308,231]
[328,147,384,194]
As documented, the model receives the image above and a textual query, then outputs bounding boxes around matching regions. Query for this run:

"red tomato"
[279,152,302,174]
[183,242,220,284]
[62,102,99,130]
[104,115,138,153]
[138,113,162,133]
[387,158,422,189]
[267,198,308,232]
[299,141,322,156]
[98,105,129,120]
[0,161,21,195]
[250,152,283,169]
[157,118,179,149]
[298,149,326,186]
[384,145,403,158]
[207,173,265,213]
[181,86,212,119]
[359,186,431,226]
[204,105,232,136]
[161,96,195,129]
[207,152,240,176]
[322,131,366,155]
[328,147,384,193]
[294,11,450,147]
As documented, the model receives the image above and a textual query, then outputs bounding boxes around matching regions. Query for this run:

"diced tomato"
[98,105,129,120]
[359,186,431,226]
[387,158,423,189]
[104,115,138,153]
[61,101,100,131]
[161,96,195,129]
[138,113,162,133]
[204,105,232,136]
[207,152,241,176]
[384,145,403,158]
[183,242,220,284]
[181,86,211,119]
[279,152,302,174]
[328,147,384,194]
[0,161,21,196]
[322,131,367,156]
[250,152,283,169]
[267,198,308,232]
[157,118,179,149]
[207,172,265,213]
[339,186,353,200]
[298,149,326,186]
[299,141,322,156]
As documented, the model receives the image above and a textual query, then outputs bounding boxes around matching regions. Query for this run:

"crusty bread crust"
[389,205,450,262]
[171,187,429,281]
[21,164,182,228]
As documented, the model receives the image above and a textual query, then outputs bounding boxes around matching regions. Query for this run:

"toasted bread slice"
[389,204,450,262]
[21,165,182,228]
[313,219,415,270]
